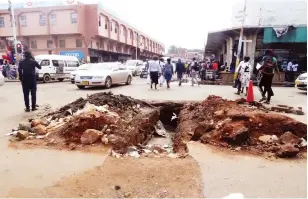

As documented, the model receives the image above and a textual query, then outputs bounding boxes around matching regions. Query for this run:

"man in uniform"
[18,51,41,112]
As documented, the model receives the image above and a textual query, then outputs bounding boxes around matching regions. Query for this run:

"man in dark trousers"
[175,59,185,86]
[18,51,41,112]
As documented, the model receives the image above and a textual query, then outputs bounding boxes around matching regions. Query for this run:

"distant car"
[74,62,132,89]
[0,72,4,86]
[295,72,307,91]
[125,60,143,76]
[70,63,93,83]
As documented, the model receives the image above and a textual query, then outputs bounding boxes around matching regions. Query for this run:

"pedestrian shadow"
[296,91,307,95]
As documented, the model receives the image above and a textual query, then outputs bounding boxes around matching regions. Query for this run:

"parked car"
[34,54,80,83]
[70,63,93,83]
[0,72,4,86]
[295,72,307,91]
[75,62,132,89]
[125,60,143,76]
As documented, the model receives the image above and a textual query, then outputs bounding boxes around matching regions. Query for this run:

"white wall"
[232,0,307,27]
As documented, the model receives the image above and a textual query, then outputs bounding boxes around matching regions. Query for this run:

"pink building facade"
[0,3,164,62]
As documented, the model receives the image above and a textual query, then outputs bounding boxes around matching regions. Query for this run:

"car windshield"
[78,64,92,70]
[90,63,114,71]
[125,60,138,66]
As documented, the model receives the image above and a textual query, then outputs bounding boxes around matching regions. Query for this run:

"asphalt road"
[0,77,306,197]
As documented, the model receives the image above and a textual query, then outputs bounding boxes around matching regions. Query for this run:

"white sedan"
[74,62,132,89]
[70,63,92,83]
[295,72,307,91]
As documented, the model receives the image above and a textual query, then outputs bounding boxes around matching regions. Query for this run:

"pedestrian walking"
[176,59,185,86]
[164,58,173,89]
[148,56,161,90]
[212,60,219,81]
[190,58,199,86]
[236,56,251,95]
[159,58,165,86]
[257,49,281,104]
[18,51,41,112]
[285,60,293,85]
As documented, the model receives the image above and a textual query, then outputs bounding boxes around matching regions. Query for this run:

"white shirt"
[292,64,298,72]
[148,60,161,73]
[236,61,244,73]
[287,62,292,71]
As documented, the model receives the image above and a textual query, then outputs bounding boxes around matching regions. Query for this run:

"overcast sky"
[93,0,241,49]
[10,0,246,49]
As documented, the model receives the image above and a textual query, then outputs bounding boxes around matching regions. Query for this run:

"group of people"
[146,57,201,89]
[235,49,281,104]
[284,60,299,84]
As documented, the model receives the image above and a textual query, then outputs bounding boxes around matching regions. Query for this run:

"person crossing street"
[175,59,185,86]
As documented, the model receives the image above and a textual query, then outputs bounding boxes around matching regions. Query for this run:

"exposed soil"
[9,92,307,159]
[7,156,203,198]
[173,95,307,158]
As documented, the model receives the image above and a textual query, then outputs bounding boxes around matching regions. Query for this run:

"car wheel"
[71,80,75,84]
[77,85,85,89]
[126,75,132,85]
[58,78,64,82]
[43,74,51,83]
[105,76,112,88]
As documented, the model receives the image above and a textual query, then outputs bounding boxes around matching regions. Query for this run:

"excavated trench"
[10,92,307,158]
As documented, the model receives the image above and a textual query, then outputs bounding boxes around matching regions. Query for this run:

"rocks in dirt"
[258,135,279,143]
[154,121,167,137]
[80,129,102,145]
[16,130,29,140]
[18,122,32,131]
[31,118,49,127]
[222,127,249,145]
[279,131,301,145]
[33,124,47,135]
[276,144,300,158]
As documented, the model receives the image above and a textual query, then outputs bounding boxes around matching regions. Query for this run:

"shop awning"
[263,26,307,43]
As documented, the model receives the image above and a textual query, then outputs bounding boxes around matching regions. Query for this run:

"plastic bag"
[159,75,165,85]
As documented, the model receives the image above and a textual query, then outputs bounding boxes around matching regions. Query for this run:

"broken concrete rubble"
[279,131,301,145]
[80,129,102,145]
[9,92,306,159]
[276,144,300,158]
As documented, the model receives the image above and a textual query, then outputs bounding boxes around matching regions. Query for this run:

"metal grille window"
[47,40,53,48]
[59,40,65,48]
[76,39,82,47]
[98,16,101,27]
[105,19,108,29]
[70,13,77,24]
[50,14,56,25]
[0,17,4,28]
[20,15,27,27]
[39,14,46,26]
[30,40,37,49]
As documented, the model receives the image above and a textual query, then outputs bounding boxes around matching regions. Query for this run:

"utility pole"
[135,32,138,60]
[8,0,17,53]
[234,0,248,79]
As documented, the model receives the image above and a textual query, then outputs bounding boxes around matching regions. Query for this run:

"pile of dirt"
[49,92,152,119]
[173,95,307,158]
[9,93,307,159]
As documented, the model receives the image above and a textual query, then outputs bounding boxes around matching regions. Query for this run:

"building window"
[96,42,99,48]
[39,14,46,26]
[47,40,53,48]
[130,31,132,39]
[224,40,227,53]
[59,40,65,48]
[0,17,4,28]
[0,42,5,49]
[98,16,101,27]
[110,22,113,31]
[115,25,117,33]
[20,15,27,27]
[50,14,56,25]
[105,19,108,29]
[70,13,77,24]
[76,39,82,47]
[30,40,37,49]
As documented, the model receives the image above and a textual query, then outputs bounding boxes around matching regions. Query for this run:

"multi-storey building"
[0,1,164,62]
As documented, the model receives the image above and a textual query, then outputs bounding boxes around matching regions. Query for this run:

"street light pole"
[135,32,138,60]
[8,0,17,53]
[234,0,248,78]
